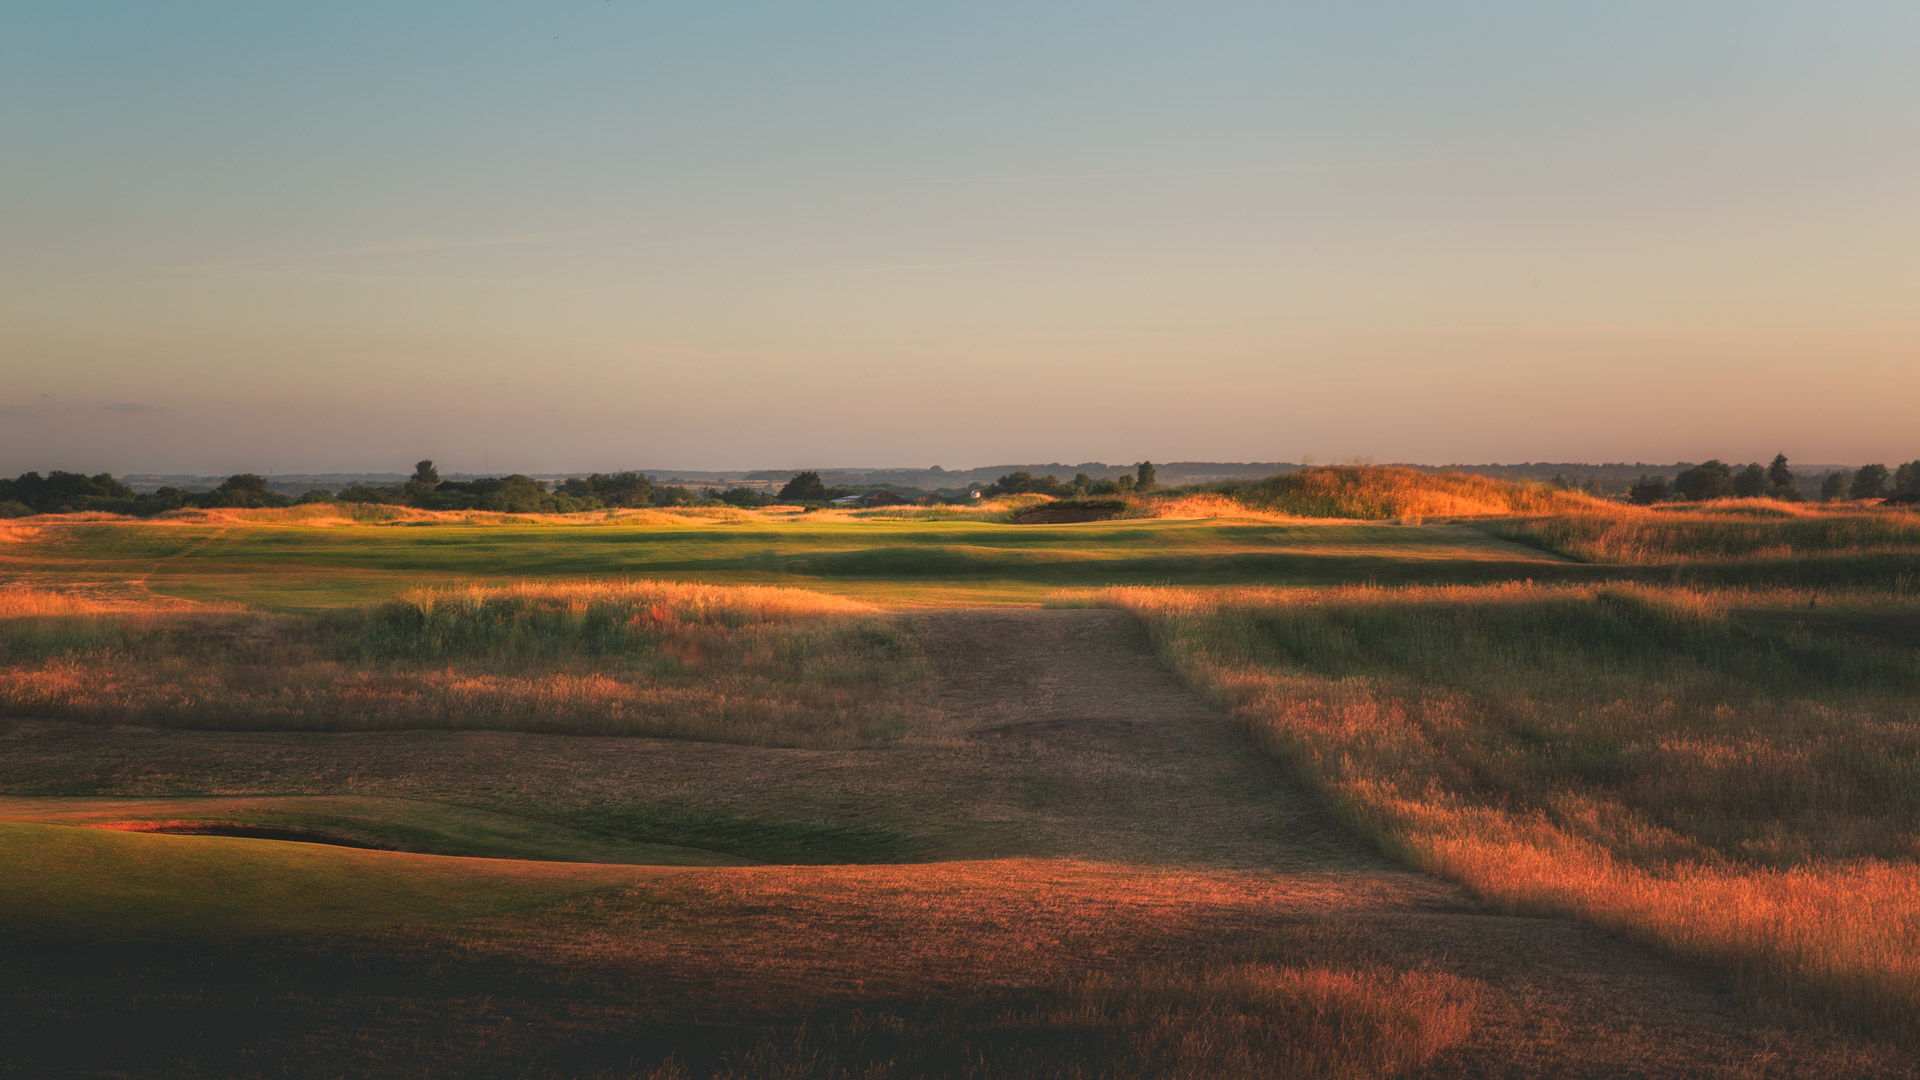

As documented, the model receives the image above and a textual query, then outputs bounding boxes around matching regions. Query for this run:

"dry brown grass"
[1104,583,1920,1040]
[0,586,196,617]
[0,580,925,746]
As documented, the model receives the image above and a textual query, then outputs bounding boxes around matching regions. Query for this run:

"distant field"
[0,513,1599,609]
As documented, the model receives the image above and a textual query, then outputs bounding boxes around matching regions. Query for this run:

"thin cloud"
[101,402,163,413]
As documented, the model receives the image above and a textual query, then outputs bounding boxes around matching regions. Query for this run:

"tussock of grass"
[1105,583,1920,1039]
[1204,465,1603,520]
[0,581,926,746]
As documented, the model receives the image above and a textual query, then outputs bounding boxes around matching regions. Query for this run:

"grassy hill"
[1199,465,1603,520]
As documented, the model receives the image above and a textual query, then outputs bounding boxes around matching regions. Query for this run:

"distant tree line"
[1625,454,1920,506]
[13,454,1909,518]
[980,462,1158,498]
[0,461,708,517]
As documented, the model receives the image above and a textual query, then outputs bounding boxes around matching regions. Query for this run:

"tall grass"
[1488,504,1920,563]
[1485,504,1920,591]
[0,581,926,746]
[1103,583,1920,1039]
[1204,465,1603,520]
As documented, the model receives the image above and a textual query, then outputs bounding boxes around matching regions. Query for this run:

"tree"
[475,475,554,513]
[715,486,775,507]
[1820,471,1850,502]
[1628,475,1670,505]
[1851,464,1891,500]
[1136,461,1157,491]
[778,471,829,502]
[585,472,652,508]
[1894,461,1920,495]
[1673,460,1735,501]
[1072,472,1092,496]
[404,460,440,504]
[983,471,1071,497]
[1766,453,1793,490]
[1733,463,1768,498]
[208,473,288,508]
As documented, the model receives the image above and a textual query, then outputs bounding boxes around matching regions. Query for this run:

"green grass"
[0,820,648,944]
[0,794,753,865]
[3,516,1592,610]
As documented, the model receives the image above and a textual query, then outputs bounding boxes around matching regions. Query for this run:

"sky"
[3,2,1917,475]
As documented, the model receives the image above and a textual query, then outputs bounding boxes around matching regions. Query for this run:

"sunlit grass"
[1488,503,1920,562]
[0,513,1588,610]
[1203,465,1605,520]
[0,580,927,746]
[1101,582,1920,1038]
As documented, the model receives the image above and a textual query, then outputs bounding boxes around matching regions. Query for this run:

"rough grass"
[1487,504,1920,562]
[0,581,927,746]
[1483,504,1920,592]
[1102,583,1920,1040]
[1203,465,1604,520]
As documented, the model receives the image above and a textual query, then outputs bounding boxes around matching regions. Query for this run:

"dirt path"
[901,608,1911,1079]
[905,607,1384,871]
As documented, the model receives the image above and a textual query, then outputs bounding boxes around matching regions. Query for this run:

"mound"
[1212,466,1599,520]
[1013,500,1127,525]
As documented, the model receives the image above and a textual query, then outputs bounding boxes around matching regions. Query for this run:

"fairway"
[2,514,1596,609]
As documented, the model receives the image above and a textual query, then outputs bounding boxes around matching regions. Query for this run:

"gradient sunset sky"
[4,3,1916,474]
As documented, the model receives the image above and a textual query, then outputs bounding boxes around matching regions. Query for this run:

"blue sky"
[3,3,1916,472]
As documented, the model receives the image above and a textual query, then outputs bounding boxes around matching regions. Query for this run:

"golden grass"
[0,585,227,616]
[1207,465,1606,520]
[1488,502,1920,564]
[1103,583,1920,1039]
[0,580,925,746]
